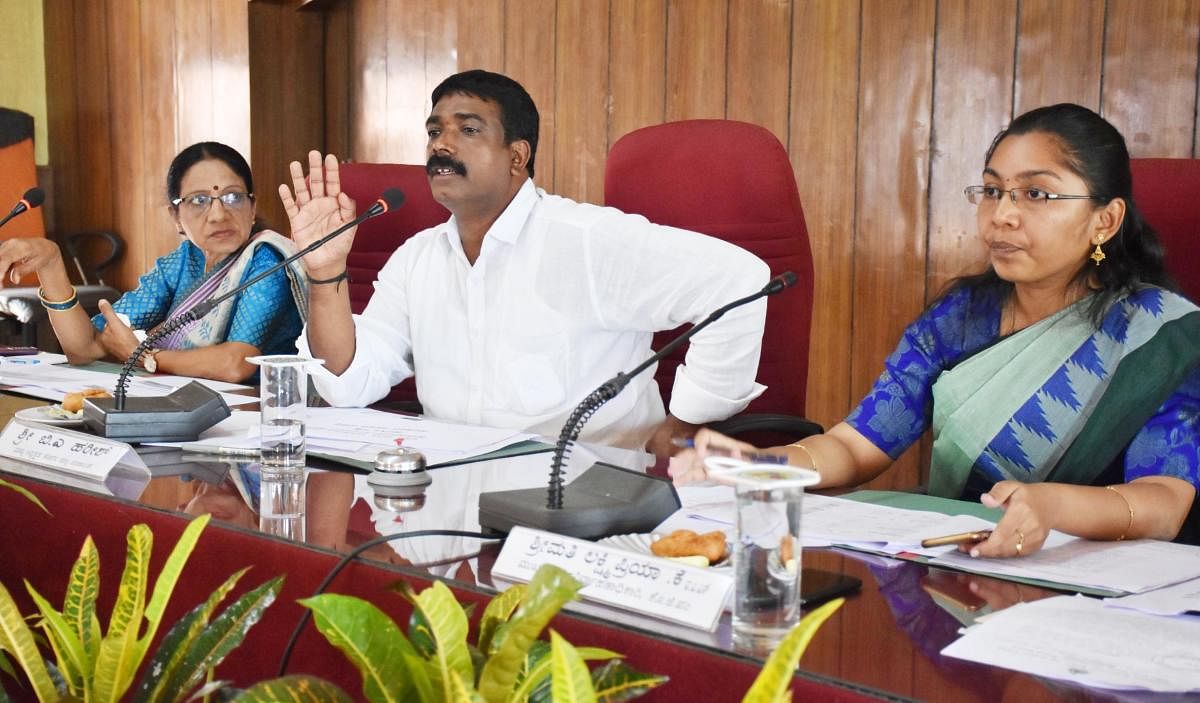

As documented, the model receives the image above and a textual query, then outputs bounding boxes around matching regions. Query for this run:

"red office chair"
[337,162,449,406]
[605,119,820,442]
[1130,158,1200,303]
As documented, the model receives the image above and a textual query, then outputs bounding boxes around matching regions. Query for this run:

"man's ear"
[509,140,531,175]
[1096,197,1127,240]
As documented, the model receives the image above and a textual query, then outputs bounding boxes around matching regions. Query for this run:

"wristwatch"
[142,349,162,373]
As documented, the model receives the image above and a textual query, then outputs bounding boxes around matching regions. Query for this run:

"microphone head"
[22,187,44,208]
[762,270,799,295]
[379,188,406,212]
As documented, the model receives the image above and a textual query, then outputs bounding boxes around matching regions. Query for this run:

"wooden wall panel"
[349,0,389,161]
[1014,0,1104,113]
[607,0,666,150]
[553,0,609,204]
[1102,0,1200,158]
[665,0,727,121]
[43,0,1200,504]
[249,2,325,233]
[926,0,1017,296]
[504,0,557,189]
[789,0,860,429]
[726,0,791,142]
[455,0,505,72]
[852,0,935,494]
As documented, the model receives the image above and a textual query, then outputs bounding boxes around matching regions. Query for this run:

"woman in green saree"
[671,104,1200,557]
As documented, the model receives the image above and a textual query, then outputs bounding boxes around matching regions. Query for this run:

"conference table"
[0,389,1169,702]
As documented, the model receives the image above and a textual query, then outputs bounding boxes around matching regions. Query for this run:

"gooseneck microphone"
[0,187,45,229]
[478,271,799,539]
[82,188,406,443]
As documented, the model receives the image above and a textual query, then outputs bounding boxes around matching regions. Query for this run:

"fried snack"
[780,534,795,565]
[650,529,728,564]
[61,388,112,413]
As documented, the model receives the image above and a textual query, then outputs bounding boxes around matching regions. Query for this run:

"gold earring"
[1090,240,1106,266]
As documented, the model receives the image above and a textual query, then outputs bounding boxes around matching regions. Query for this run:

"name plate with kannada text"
[492,525,733,631]
[0,417,146,480]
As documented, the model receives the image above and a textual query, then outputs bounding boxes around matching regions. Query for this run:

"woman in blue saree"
[0,142,306,383]
[672,104,1200,556]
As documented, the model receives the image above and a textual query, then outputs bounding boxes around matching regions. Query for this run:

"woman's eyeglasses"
[171,191,255,216]
[964,185,1100,208]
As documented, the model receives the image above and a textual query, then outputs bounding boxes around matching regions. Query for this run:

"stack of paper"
[0,363,254,408]
[943,595,1200,693]
[158,407,535,467]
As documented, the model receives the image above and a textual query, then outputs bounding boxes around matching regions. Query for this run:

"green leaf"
[62,535,101,669]
[477,565,581,703]
[300,593,420,703]
[232,675,355,702]
[131,567,248,703]
[159,575,283,697]
[25,583,86,695]
[135,515,211,665]
[410,581,473,700]
[0,580,57,700]
[402,652,438,703]
[446,669,486,703]
[590,659,668,702]
[741,598,844,703]
[477,584,525,655]
[512,646,622,703]
[0,477,49,514]
[549,631,596,703]
[92,523,154,703]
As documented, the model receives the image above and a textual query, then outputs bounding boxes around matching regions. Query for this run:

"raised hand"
[278,151,359,278]
[0,238,65,287]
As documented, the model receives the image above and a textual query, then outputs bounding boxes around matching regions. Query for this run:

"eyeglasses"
[171,191,255,216]
[964,185,1100,208]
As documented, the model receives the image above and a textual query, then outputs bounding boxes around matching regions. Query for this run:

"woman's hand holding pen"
[967,480,1052,559]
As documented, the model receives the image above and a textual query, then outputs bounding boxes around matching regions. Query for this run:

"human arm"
[0,238,108,362]
[279,151,359,374]
[966,477,1195,558]
[667,421,893,486]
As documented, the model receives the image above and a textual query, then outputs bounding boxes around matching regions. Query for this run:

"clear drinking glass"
[257,465,306,540]
[247,355,320,473]
[717,463,820,655]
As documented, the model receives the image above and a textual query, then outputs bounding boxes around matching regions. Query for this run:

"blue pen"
[670,437,789,464]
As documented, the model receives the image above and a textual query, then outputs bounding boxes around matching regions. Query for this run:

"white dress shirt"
[301,179,769,449]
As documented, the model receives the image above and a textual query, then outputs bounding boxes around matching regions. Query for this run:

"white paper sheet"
[153,407,533,467]
[0,364,253,407]
[933,537,1200,595]
[1104,577,1200,616]
[942,595,1200,692]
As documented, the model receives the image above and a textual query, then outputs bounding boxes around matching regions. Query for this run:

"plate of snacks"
[14,388,112,428]
[600,529,732,569]
[15,404,85,427]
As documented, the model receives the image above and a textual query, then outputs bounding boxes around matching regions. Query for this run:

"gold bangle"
[788,441,819,475]
[1106,485,1134,541]
[37,286,79,311]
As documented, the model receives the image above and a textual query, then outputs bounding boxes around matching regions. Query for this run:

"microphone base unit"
[82,381,231,443]
[478,462,681,540]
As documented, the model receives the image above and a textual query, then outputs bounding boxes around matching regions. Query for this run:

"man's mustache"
[426,155,467,177]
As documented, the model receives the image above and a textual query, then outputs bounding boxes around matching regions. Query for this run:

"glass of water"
[713,461,819,655]
[257,465,306,541]
[247,355,320,473]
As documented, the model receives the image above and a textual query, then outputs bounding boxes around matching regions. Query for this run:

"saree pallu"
[158,231,309,350]
[928,288,1200,498]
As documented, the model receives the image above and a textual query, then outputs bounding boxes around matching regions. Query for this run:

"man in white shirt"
[280,70,769,457]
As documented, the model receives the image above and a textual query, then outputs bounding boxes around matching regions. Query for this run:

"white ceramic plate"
[599,533,732,568]
[14,405,85,428]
